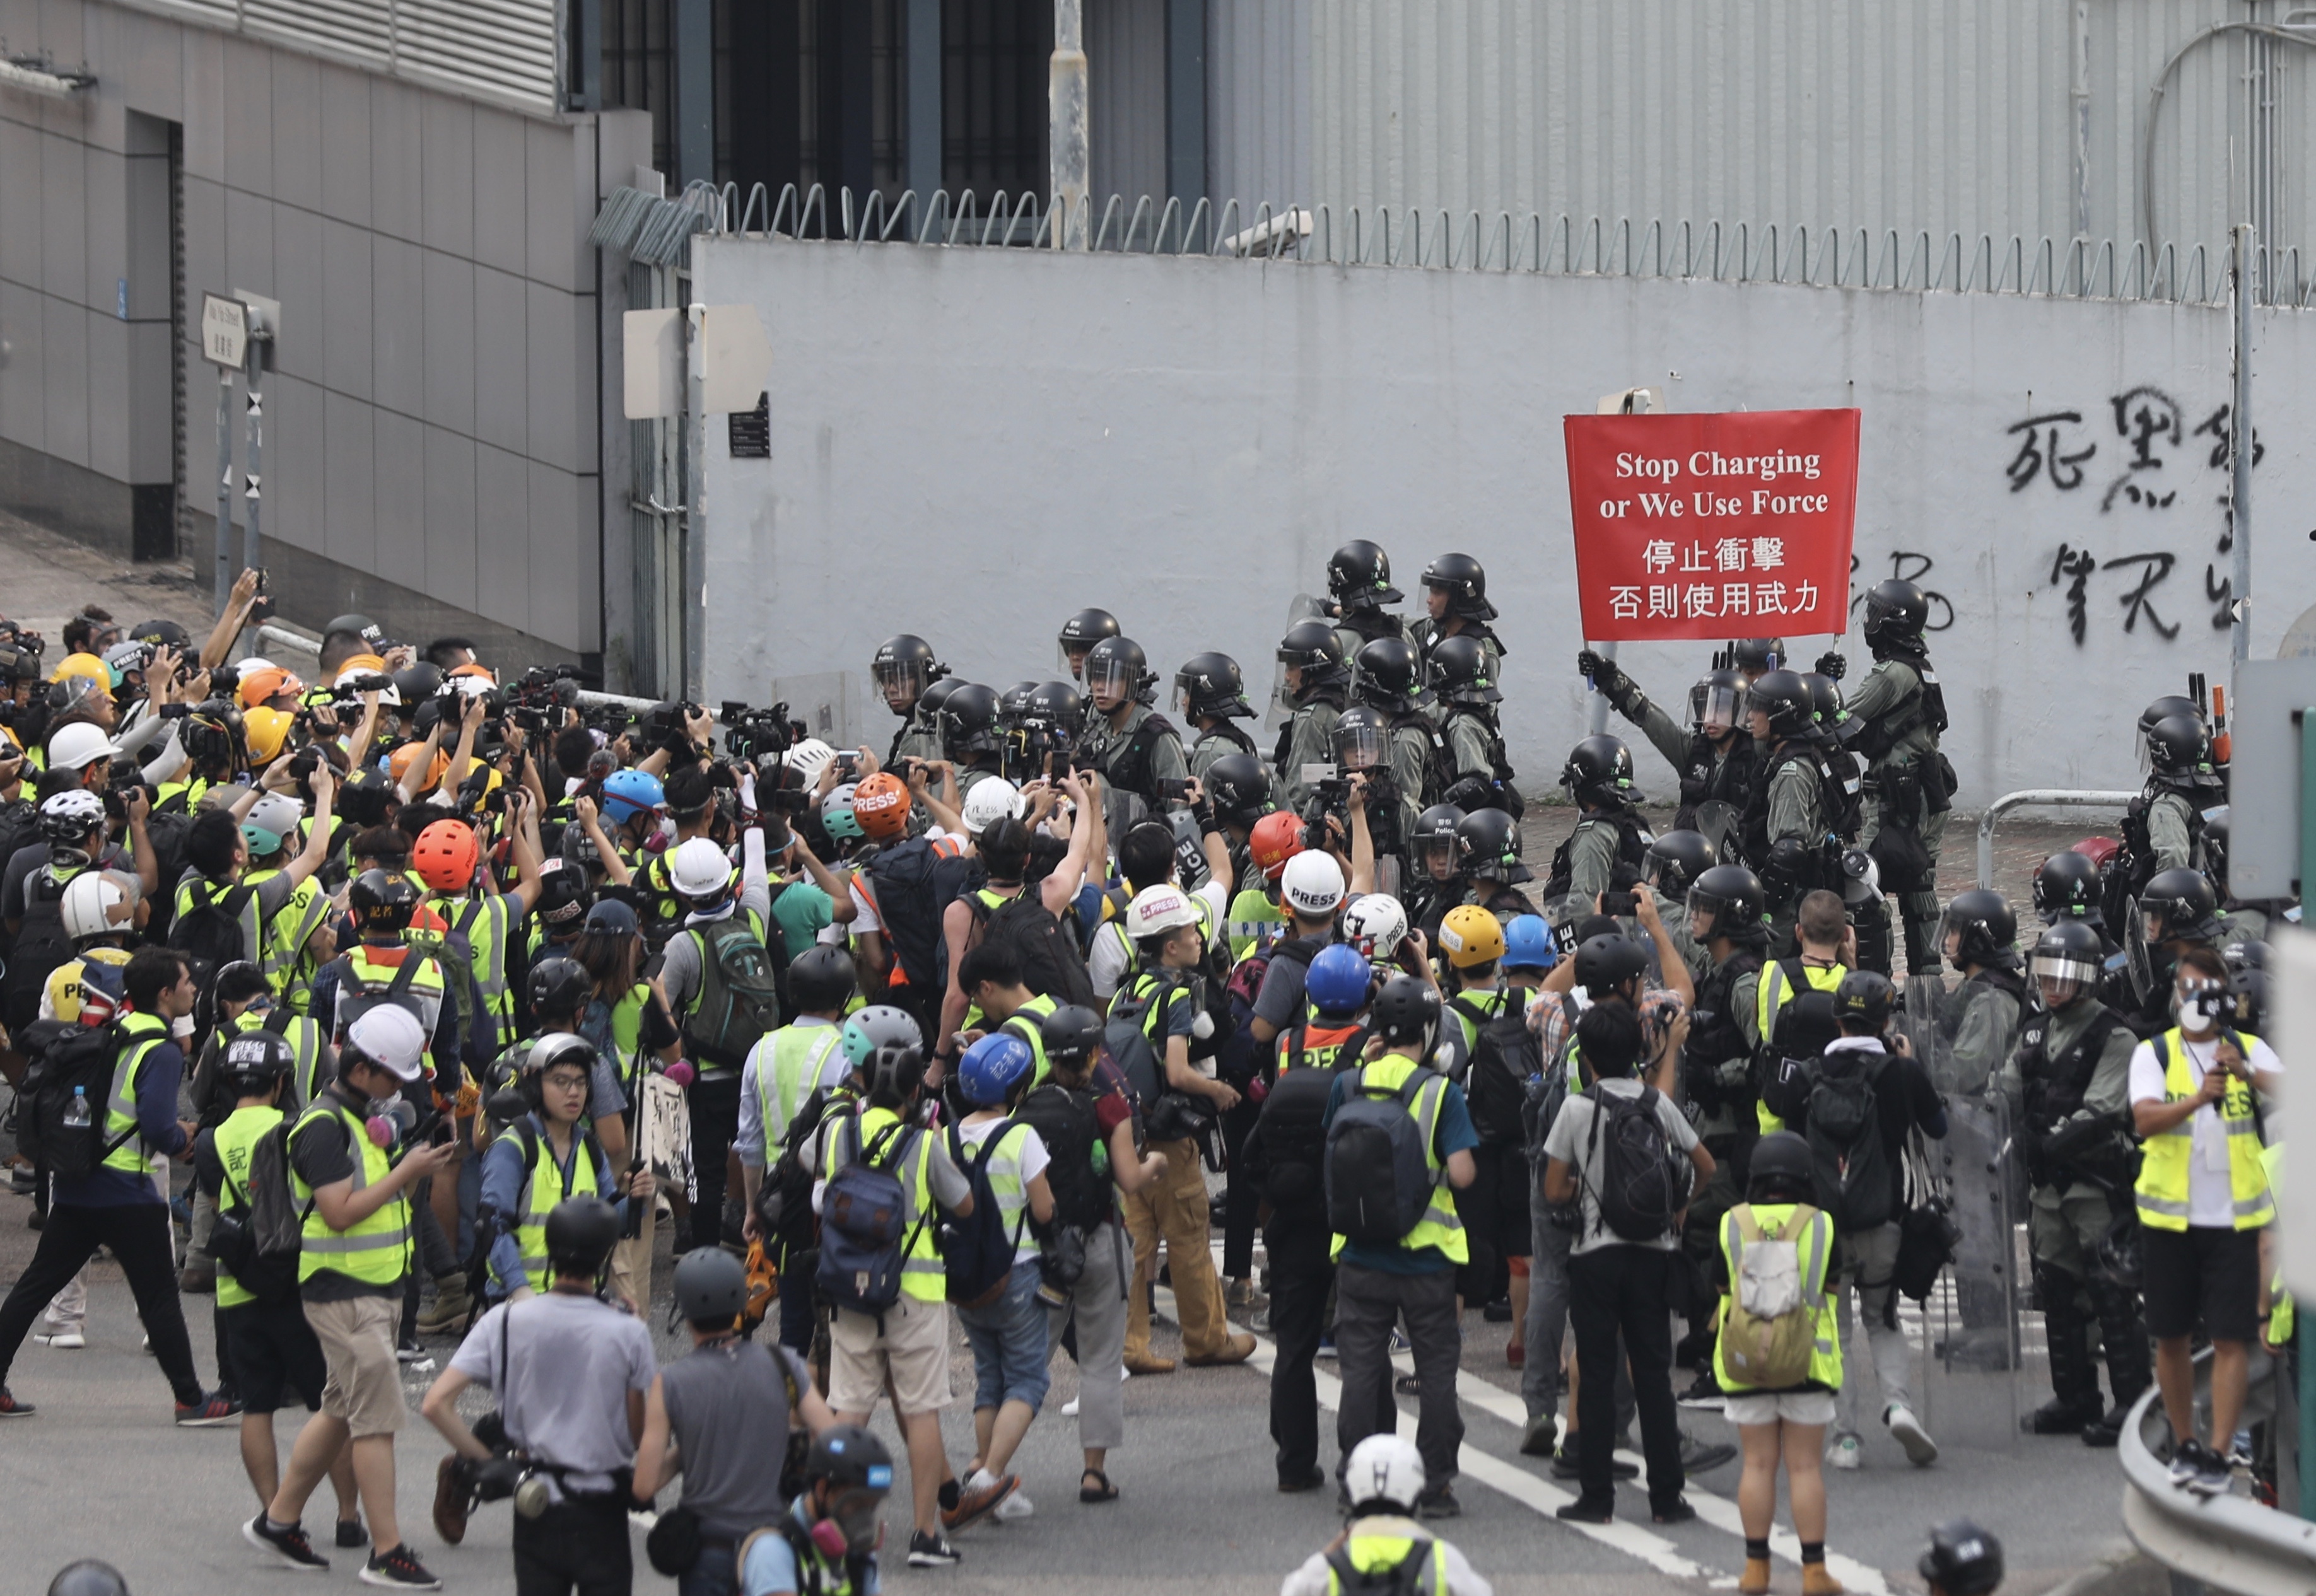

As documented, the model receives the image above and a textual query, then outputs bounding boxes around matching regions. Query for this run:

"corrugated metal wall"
[1087,0,1169,206]
[1273,0,2311,274]
[1208,0,1313,212]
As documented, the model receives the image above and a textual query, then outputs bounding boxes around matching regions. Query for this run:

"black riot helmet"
[997,680,1042,729]
[1687,864,1769,948]
[1038,1003,1105,1076]
[1834,969,1895,1030]
[1749,669,1816,738]
[872,634,947,714]
[1353,637,1428,713]
[1646,829,1717,897]
[1729,638,1787,679]
[2231,965,2267,1034]
[939,682,1004,755]
[1572,932,1650,997]
[2138,694,2205,739]
[1333,705,1391,772]
[2140,867,2223,944]
[1918,1520,2004,1596]
[2143,713,2210,778]
[1420,552,1497,622]
[1412,804,1468,880]
[1277,619,1348,675]
[543,1197,622,1278]
[1173,653,1256,721]
[1083,637,1157,708]
[1203,753,1273,828]
[528,955,593,1020]
[1370,974,1442,1047]
[1559,734,1638,810]
[915,675,964,725]
[1861,579,1931,653]
[2033,849,2103,926]
[1057,609,1121,677]
[1019,680,1084,754]
[1688,668,1748,735]
[1428,634,1500,705]
[1801,675,1857,745]
[1456,807,1527,884]
[1938,888,2019,970]
[1328,540,1404,609]
[2028,921,2107,1005]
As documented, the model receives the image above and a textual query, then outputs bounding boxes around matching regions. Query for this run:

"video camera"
[720,700,800,767]
[506,664,583,734]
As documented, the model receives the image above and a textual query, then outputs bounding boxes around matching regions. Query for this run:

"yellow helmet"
[1437,904,1507,969]
[242,706,293,764]
[50,652,114,699]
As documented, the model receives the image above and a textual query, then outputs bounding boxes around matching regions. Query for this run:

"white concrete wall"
[694,236,2316,806]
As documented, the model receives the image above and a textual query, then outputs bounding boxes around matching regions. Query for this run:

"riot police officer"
[1079,637,1187,841]
[1352,638,1447,848]
[872,635,949,768]
[1408,553,1506,683]
[2033,851,2107,936]
[1997,923,2149,1447]
[1273,620,1350,811]
[1645,830,1719,981]
[1577,650,1759,846]
[2120,868,2228,1036]
[1730,638,1789,686]
[1542,736,1654,903]
[1324,540,1409,666]
[1828,580,1951,979]
[2117,711,2223,889]
[1454,809,1534,924]
[1934,890,2028,1099]
[1432,636,1521,818]
[1056,609,1121,685]
[1402,804,1469,938]
[1005,679,1083,784]
[1174,654,1264,783]
[1331,707,1412,878]
[1736,670,1830,938]
[936,684,1007,804]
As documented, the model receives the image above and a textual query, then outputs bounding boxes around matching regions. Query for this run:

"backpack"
[1758,966,1842,1124]
[1322,1538,1436,1596]
[682,912,787,1068]
[939,1120,1024,1308]
[138,810,195,940]
[209,1119,315,1304]
[1453,991,1537,1145]
[860,837,984,991]
[1719,1204,1823,1390]
[420,897,501,1067]
[1222,935,1318,1083]
[15,1020,138,1179]
[1015,1081,1111,1234]
[1102,974,1180,1107]
[169,880,259,998]
[1254,1064,1334,1216]
[1518,1048,1572,1171]
[1581,1083,1681,1242]
[1803,1048,1895,1232]
[1323,1065,1439,1245]
[968,889,1098,1010]
[816,1113,932,1319]
[4,864,85,1030]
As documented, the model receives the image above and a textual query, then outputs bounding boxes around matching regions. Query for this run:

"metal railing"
[1975,791,2143,887]
[660,182,2316,310]
[2120,1351,2316,1595]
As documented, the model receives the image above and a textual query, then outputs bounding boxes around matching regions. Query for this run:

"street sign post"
[199,294,248,611]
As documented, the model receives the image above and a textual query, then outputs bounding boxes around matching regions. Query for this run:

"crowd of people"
[0,541,2279,1593]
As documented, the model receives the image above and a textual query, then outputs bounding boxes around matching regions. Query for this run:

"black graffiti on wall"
[1847,551,1955,631]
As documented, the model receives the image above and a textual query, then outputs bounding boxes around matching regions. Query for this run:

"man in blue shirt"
[1322,974,1478,1518]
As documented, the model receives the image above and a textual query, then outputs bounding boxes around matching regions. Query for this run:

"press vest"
[1755,959,1847,1134]
[2134,1027,2274,1233]
[331,943,447,1042]
[752,1023,846,1161]
[998,993,1059,1086]
[842,1104,947,1303]
[173,875,267,967]
[213,1102,288,1308]
[1279,1018,1364,1073]
[1324,1527,1450,1596]
[291,1094,413,1288]
[1712,1201,1842,1394]
[100,1011,172,1175]
[1330,1054,1466,1264]
[222,1006,327,1110]
[494,1115,605,1293]
[427,891,514,1047]
[246,868,330,1002]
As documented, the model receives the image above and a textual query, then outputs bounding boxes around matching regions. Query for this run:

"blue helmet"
[1304,943,1374,1018]
[600,767,665,825]
[1502,914,1556,972]
[957,1032,1036,1107]
[839,1005,923,1070]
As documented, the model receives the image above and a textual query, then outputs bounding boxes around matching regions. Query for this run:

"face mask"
[169,1014,196,1041]
[831,1493,884,1556]
[2177,988,2231,1030]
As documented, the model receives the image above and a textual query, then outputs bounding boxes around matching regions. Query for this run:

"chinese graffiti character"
[1642,540,1676,574]
[2192,404,2266,471]
[1714,539,1747,572]
[2110,386,2182,470]
[1750,537,1784,570]
[1610,585,1641,620]
[2005,411,2096,492]
[2103,552,2182,641]
[2049,544,2096,645]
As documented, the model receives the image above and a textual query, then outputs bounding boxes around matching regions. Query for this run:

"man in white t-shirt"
[2127,945,2283,1497]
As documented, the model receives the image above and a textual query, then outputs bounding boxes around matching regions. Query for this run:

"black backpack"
[17,1020,140,1179]
[170,879,259,998]
[1252,1064,1334,1218]
[1803,1047,1895,1232]
[1453,991,1537,1146]
[938,1120,1024,1308]
[862,838,984,990]
[682,912,787,1068]
[4,864,84,1030]
[968,888,1099,1010]
[1581,1083,1683,1242]
[209,1118,315,1303]
[1758,965,1843,1124]
[1323,1065,1439,1245]
[1015,1081,1111,1235]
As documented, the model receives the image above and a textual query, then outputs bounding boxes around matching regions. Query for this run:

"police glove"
[1576,651,1634,707]
[1815,651,1847,681]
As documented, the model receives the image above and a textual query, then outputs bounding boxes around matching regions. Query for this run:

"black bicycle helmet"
[1748,1130,1815,1196]
[349,867,418,935]
[672,1245,749,1325]
[1369,974,1442,1045]
[1917,1520,2004,1596]
[1834,969,1895,1028]
[1039,1003,1105,1073]
[787,943,858,1013]
[543,1197,621,1276]
[527,955,593,1020]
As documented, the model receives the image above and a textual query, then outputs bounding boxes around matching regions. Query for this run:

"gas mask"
[819,1486,887,1557]
[2175,981,2235,1032]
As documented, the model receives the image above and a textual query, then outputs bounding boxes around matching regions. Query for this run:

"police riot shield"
[1908,1090,2027,1454]
[2124,894,2156,1005]
[1900,969,1968,1096]
[1691,800,1740,865]
[1267,593,1330,731]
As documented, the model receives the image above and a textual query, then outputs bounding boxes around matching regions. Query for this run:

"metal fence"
[640,181,2316,311]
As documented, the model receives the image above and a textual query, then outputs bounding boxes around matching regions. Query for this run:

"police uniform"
[1844,655,1950,974]
[1405,619,1504,691]
[1739,737,1830,938]
[1548,807,1654,904]
[1681,950,1763,1284]
[1187,721,1263,784]
[1597,674,1759,841]
[1275,682,1347,812]
[1084,702,1188,841]
[1942,965,2028,1098]
[888,705,944,769]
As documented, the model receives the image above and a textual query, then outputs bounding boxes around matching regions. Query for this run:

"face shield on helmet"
[1688,673,1749,737]
[1084,648,1137,707]
[1333,710,1386,772]
[1415,830,1459,880]
[872,652,939,710]
[2134,695,2204,773]
[2029,935,2103,1008]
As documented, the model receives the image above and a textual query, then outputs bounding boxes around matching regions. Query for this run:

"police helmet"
[1559,735,1638,808]
[1352,637,1428,713]
[1276,620,1347,674]
[1173,653,1256,721]
[1456,807,1527,884]
[1083,637,1156,706]
[1026,680,1084,741]
[1304,944,1374,1017]
[1412,804,1468,879]
[1750,670,1816,737]
[1572,933,1650,996]
[1327,540,1403,609]
[2033,850,2103,926]
[1917,1520,2004,1596]
[939,683,1004,756]
[871,634,947,708]
[2028,921,2107,1004]
[1861,579,1931,650]
[2140,867,2223,944]
[2232,966,2267,1034]
[1646,830,1717,897]
[1420,552,1497,621]
[542,1197,621,1278]
[1333,705,1391,772]
[1428,634,1499,705]
[1056,609,1121,674]
[997,681,1041,730]
[1834,969,1895,1029]
[2203,807,2232,898]
[1369,974,1441,1046]
[2143,713,2209,777]
[1938,888,2019,970]
[787,943,858,1015]
[1730,638,1788,677]
[672,1245,749,1325]
[1688,668,1748,734]
[915,677,964,723]
[1203,753,1273,828]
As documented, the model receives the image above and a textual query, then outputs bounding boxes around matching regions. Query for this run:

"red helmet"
[411,819,481,893]
[1249,811,1306,882]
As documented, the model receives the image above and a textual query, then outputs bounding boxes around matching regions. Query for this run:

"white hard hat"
[346,1005,428,1081]
[1280,851,1348,918]
[61,871,131,943]
[961,778,1026,834]
[45,722,121,772]
[334,665,401,705]
[781,738,837,786]
[669,836,735,900]
[1341,893,1410,959]
[1342,1433,1427,1514]
[1123,883,1200,941]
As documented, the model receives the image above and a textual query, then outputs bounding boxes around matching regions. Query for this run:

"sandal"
[1079,1469,1120,1504]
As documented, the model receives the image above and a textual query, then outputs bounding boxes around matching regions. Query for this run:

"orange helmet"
[852,771,911,841]
[237,667,307,709]
[1250,811,1306,881]
[389,740,450,794]
[412,818,481,892]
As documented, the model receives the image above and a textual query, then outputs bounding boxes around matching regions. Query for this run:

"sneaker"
[1676,1371,1724,1409]
[1249,1308,1273,1334]
[1519,1413,1559,1457]
[1315,1336,1337,1360]
[941,1471,1016,1532]
[176,1390,243,1427]
[1482,1298,1513,1323]
[907,1530,962,1567]
[993,1488,1035,1522]
[2168,1438,2202,1487]
[243,1515,329,1572]
[1678,1431,1738,1474]
[1389,1327,1412,1353]
[2184,1440,2232,1497]
[395,1337,434,1369]
[360,1544,443,1588]
[1826,1431,1863,1471]
[1394,1373,1424,1396]
[1061,1396,1080,1417]
[1415,1486,1462,1519]
[0,1387,34,1417]
[1885,1404,1939,1467]
[32,1331,85,1350]
[336,1518,370,1549]
[432,1454,472,1545]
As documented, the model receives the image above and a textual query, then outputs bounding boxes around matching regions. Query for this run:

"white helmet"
[45,722,121,772]
[61,871,131,943]
[1123,883,1200,941]
[242,793,306,854]
[1342,1433,1426,1514]
[345,1005,428,1082]
[1280,851,1348,919]
[334,665,401,704]
[961,778,1026,834]
[1341,894,1410,960]
[669,836,735,900]
[781,738,837,786]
